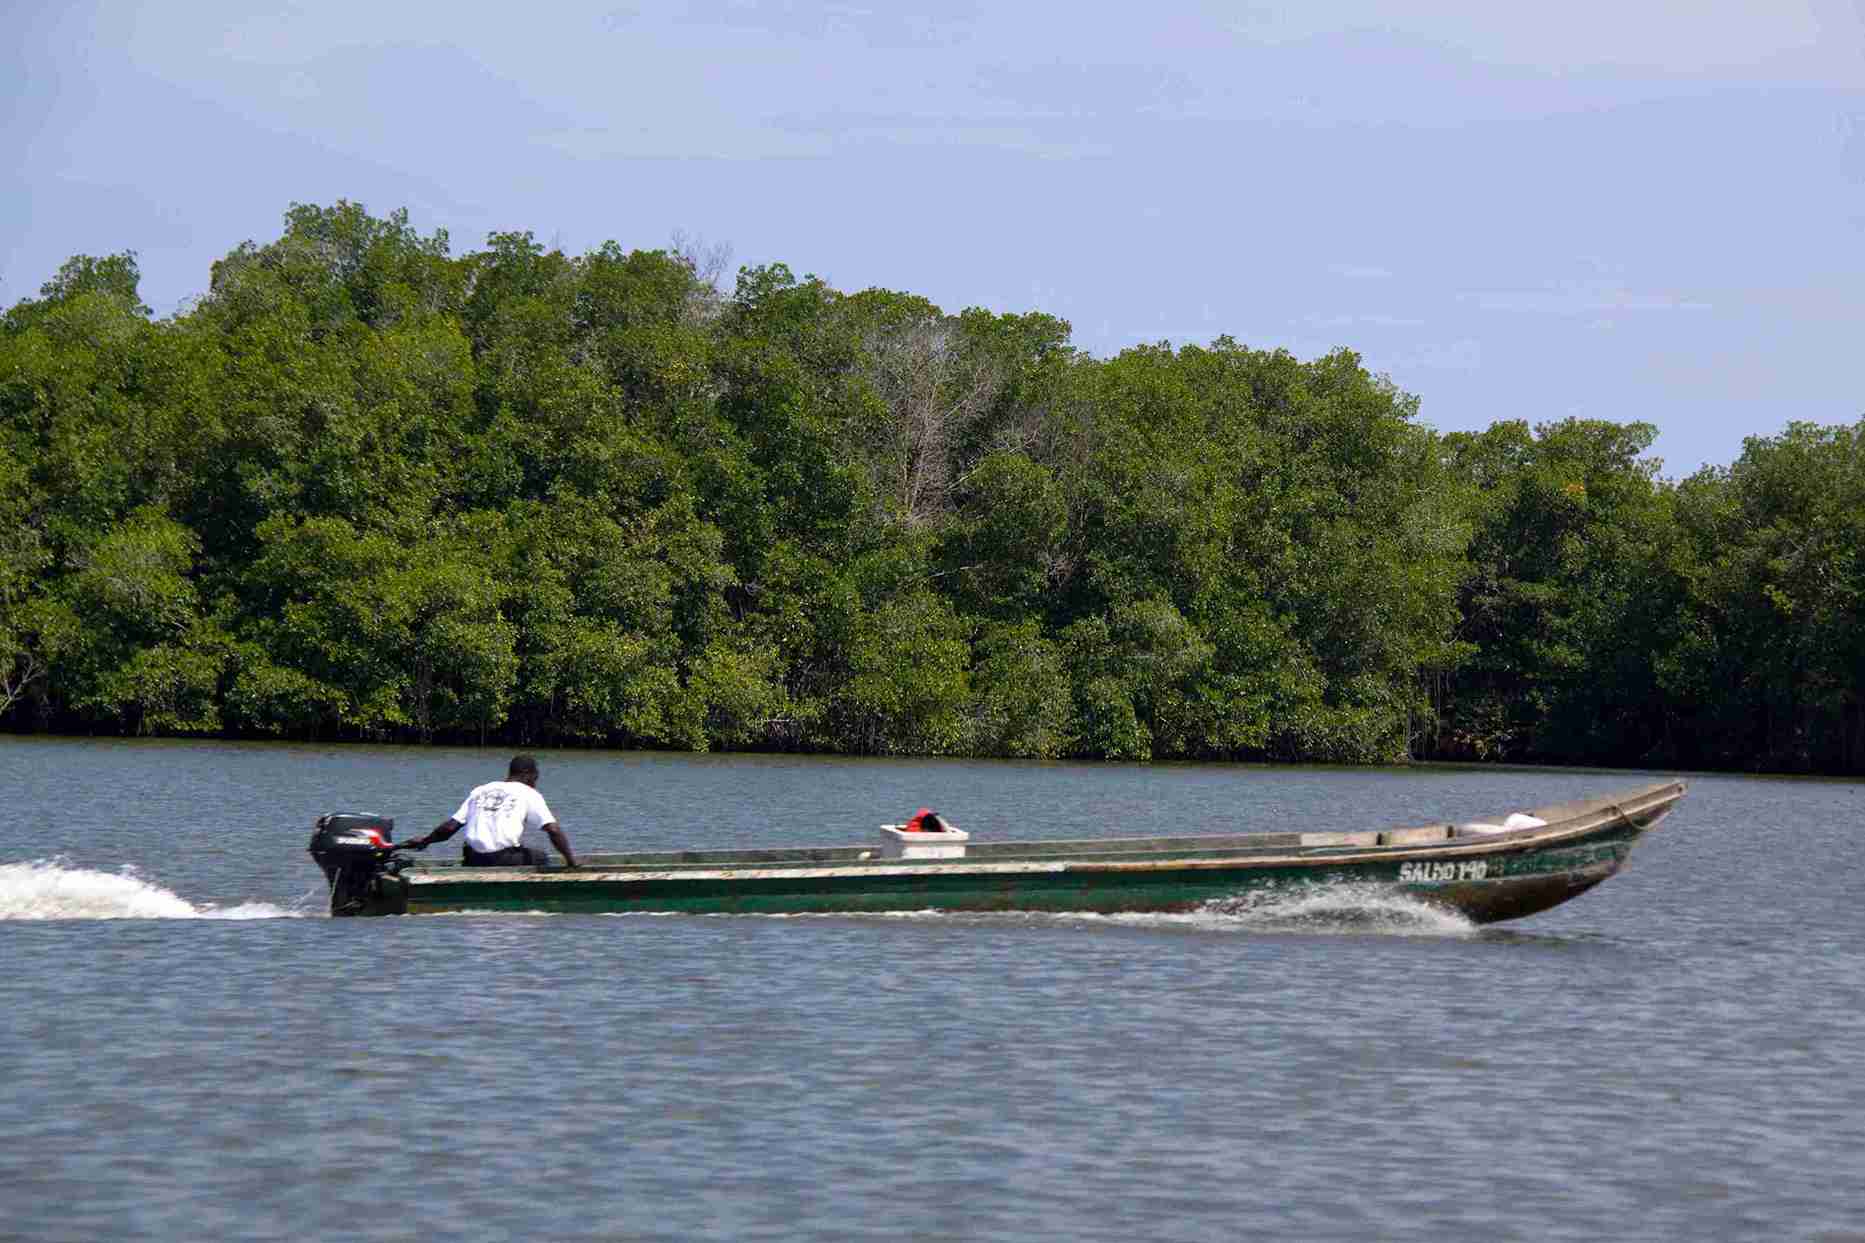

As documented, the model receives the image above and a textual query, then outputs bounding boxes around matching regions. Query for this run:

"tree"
[239,515,517,739]
[840,289,1003,528]
[1438,418,1677,764]
[12,199,1863,774]
[966,620,1071,758]
[1662,421,1865,772]
[47,509,222,733]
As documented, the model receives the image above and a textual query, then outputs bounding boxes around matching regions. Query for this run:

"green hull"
[344,781,1682,924]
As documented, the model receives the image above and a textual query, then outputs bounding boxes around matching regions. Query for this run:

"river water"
[2,737,1861,1241]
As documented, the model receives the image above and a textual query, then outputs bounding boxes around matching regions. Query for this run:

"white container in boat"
[879,824,970,859]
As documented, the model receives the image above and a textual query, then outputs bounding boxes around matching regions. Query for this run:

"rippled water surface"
[3,738,1862,1241]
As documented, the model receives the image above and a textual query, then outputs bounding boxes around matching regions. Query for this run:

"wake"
[0,859,302,921]
[746,884,1479,936]
[1009,884,1477,937]
[1191,884,1477,935]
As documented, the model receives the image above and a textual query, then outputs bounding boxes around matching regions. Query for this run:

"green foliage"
[1656,421,1865,772]
[35,508,222,732]
[966,621,1071,758]
[3,200,1860,773]
[832,588,972,755]
[944,451,1067,619]
[242,514,517,738]
[1438,418,1679,765]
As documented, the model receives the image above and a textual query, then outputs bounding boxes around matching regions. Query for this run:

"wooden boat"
[311,780,1683,923]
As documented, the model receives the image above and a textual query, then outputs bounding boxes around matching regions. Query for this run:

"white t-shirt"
[452,781,556,852]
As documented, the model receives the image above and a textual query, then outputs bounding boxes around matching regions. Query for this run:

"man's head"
[508,754,540,786]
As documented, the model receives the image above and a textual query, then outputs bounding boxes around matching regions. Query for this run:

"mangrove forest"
[3,203,1862,774]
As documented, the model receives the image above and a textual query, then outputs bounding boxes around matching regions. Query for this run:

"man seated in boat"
[400,754,581,868]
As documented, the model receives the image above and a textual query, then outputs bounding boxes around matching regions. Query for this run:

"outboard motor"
[308,813,402,916]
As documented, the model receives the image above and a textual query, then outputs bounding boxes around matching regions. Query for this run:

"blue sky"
[6,1,1862,475]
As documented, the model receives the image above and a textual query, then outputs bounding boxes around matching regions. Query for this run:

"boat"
[308,780,1683,923]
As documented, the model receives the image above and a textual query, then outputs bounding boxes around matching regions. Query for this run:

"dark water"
[3,738,1862,1242]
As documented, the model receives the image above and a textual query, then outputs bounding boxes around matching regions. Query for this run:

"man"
[401,754,580,868]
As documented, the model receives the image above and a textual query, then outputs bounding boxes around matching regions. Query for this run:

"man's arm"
[401,818,462,851]
[542,822,579,868]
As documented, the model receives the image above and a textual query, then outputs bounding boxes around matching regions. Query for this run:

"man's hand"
[542,822,578,871]
[394,837,427,852]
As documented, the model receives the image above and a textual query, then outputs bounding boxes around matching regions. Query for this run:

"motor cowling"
[309,813,399,915]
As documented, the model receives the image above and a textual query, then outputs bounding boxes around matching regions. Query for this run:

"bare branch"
[0,651,43,717]
[854,309,1004,527]
[670,229,735,325]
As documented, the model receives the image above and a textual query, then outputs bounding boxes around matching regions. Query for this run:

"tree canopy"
[4,202,1861,773]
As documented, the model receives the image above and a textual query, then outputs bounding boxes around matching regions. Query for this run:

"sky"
[5,0,1863,476]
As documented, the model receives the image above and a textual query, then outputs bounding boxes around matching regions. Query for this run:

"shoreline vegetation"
[3,203,1861,774]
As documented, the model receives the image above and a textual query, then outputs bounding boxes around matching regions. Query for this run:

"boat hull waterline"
[317,781,1683,923]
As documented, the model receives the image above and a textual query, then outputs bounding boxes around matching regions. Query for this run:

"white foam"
[941,886,1476,936]
[0,860,300,921]
[193,900,304,921]
[1194,884,1477,936]
[881,885,1477,936]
